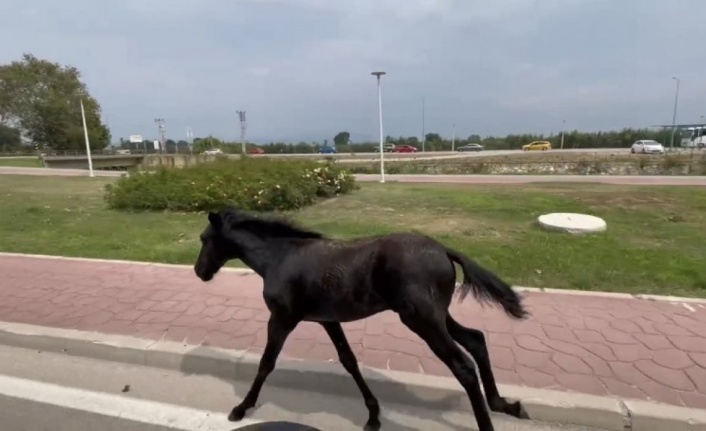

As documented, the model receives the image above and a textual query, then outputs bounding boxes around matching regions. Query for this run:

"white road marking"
[682,303,696,312]
[0,374,261,430]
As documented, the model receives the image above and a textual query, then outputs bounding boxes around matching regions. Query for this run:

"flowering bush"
[104,158,358,212]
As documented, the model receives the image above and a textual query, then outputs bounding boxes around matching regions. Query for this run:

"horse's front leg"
[229,314,298,421]
[321,321,381,431]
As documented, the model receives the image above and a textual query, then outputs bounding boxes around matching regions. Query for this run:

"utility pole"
[670,77,680,152]
[451,123,456,151]
[560,120,566,150]
[371,71,387,183]
[237,110,247,155]
[154,118,165,153]
[422,98,426,152]
[186,127,194,154]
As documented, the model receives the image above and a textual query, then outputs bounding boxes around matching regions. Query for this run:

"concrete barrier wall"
[138,154,218,169]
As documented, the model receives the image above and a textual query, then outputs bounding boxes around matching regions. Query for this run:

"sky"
[1,0,704,143]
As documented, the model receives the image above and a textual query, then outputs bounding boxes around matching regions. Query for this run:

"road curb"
[1,321,704,430]
[0,252,255,275]
[2,252,704,304]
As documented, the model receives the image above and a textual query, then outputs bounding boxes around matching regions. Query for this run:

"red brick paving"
[2,254,706,408]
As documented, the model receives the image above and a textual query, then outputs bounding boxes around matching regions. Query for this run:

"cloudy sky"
[1,0,704,143]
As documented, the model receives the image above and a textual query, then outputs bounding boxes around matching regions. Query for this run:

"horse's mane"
[220,207,326,240]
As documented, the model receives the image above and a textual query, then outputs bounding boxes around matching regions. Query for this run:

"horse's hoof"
[507,400,529,420]
[363,419,382,431]
[228,406,247,422]
[491,397,529,420]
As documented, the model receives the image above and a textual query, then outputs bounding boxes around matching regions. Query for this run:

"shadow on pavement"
[180,345,470,431]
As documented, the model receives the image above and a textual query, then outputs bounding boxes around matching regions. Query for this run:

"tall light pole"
[670,77,680,151]
[79,98,94,177]
[237,110,247,155]
[451,123,456,151]
[421,97,426,152]
[371,71,386,183]
[154,118,165,153]
[560,120,566,150]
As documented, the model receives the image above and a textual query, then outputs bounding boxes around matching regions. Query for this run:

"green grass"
[1,174,705,297]
[0,157,43,167]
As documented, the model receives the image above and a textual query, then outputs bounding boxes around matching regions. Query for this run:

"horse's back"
[269,233,455,321]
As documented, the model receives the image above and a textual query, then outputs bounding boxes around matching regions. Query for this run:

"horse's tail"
[445,247,528,320]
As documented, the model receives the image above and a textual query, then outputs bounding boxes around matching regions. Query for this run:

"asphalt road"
[0,344,606,431]
[228,147,640,159]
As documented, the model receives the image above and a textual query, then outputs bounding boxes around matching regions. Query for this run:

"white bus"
[681,126,706,149]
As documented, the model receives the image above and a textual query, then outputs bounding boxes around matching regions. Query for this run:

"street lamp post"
[670,77,680,152]
[79,98,94,178]
[371,71,386,183]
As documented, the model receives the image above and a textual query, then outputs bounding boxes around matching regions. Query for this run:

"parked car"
[318,145,337,154]
[631,140,664,154]
[202,148,223,155]
[383,143,396,152]
[394,145,418,153]
[522,141,551,151]
[248,147,264,155]
[457,143,484,152]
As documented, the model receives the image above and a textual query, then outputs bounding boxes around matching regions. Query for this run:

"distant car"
[248,147,264,155]
[394,145,418,153]
[318,146,337,154]
[522,141,551,151]
[631,140,664,154]
[457,143,484,152]
[202,148,223,155]
[383,143,396,152]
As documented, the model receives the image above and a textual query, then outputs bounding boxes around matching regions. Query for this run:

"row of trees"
[0,54,111,153]
[130,128,681,155]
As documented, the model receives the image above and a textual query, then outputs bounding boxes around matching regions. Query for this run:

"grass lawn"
[0,157,43,168]
[1,174,705,297]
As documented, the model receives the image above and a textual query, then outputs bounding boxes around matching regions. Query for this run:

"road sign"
[128,135,143,143]
[153,140,160,150]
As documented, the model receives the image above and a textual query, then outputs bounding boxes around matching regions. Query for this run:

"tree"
[0,124,21,151]
[333,131,350,146]
[0,53,111,151]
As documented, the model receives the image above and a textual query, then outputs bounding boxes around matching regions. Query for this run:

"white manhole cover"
[538,212,607,234]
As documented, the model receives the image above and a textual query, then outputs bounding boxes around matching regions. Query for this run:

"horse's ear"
[208,211,222,229]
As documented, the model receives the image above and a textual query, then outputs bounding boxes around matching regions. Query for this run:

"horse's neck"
[230,231,273,276]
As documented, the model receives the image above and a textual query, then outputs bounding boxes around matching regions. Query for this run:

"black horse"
[194,207,529,431]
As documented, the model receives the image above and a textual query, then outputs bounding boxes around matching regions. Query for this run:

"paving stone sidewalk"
[1,254,705,408]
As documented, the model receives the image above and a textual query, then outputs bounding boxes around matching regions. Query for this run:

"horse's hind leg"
[446,316,528,419]
[321,322,381,431]
[228,314,298,422]
[398,310,495,431]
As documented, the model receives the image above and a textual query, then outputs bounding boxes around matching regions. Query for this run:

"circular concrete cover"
[538,212,607,234]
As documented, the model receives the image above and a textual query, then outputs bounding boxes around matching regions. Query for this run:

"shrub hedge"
[104,157,358,212]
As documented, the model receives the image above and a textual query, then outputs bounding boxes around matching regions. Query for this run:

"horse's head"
[194,210,238,281]
[194,207,326,281]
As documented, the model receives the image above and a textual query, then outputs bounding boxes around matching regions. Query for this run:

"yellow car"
[522,141,552,151]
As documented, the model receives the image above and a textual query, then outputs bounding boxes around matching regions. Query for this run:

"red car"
[248,147,264,155]
[394,145,418,153]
